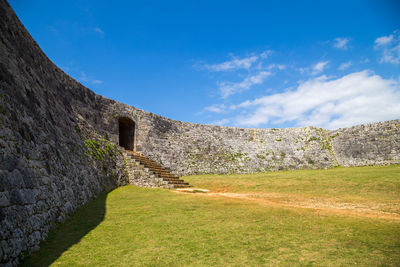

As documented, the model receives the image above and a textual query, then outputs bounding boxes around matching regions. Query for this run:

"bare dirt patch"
[176,191,400,221]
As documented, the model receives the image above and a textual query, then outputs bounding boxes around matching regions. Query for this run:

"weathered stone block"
[0,192,10,207]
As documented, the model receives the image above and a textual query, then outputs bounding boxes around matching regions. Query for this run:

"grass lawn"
[22,165,400,266]
[185,165,400,215]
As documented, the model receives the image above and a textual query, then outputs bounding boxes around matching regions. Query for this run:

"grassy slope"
[22,166,400,266]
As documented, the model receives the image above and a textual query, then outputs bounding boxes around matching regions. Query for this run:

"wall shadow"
[19,191,109,267]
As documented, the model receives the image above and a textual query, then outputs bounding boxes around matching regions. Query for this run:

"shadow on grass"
[20,191,109,267]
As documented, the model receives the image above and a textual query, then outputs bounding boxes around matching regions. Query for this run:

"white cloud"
[204,104,227,113]
[267,64,286,70]
[233,70,400,129]
[205,55,258,71]
[204,50,272,72]
[219,71,271,98]
[94,27,104,37]
[375,35,394,47]
[199,50,278,99]
[212,118,230,126]
[333,37,350,49]
[260,50,273,58]
[338,61,352,70]
[298,61,329,75]
[374,30,400,64]
[311,61,329,75]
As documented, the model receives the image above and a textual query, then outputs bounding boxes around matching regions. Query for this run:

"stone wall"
[0,1,128,265]
[0,0,399,265]
[134,115,337,175]
[113,109,399,176]
[331,120,400,167]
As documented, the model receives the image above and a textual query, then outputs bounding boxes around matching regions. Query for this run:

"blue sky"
[10,0,400,129]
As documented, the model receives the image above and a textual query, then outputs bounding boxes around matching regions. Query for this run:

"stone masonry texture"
[0,0,399,265]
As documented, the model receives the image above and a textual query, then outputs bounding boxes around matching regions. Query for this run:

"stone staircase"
[123,151,191,189]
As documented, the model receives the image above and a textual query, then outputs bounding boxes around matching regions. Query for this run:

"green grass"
[184,165,400,199]
[185,165,400,212]
[22,166,400,266]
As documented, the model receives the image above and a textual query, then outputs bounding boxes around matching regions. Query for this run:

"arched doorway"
[119,117,135,151]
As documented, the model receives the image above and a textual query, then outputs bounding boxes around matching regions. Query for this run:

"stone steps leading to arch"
[123,151,191,189]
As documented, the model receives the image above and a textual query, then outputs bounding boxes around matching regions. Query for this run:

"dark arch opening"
[119,117,135,151]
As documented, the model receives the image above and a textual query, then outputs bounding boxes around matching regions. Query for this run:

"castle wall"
[0,0,399,265]
[330,120,400,167]
[0,2,128,265]
[132,113,338,175]
[116,108,399,176]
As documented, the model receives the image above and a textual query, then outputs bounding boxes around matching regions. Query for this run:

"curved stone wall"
[330,120,400,167]
[112,107,399,176]
[0,2,128,265]
[0,0,399,265]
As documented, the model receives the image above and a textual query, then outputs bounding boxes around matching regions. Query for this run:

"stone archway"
[118,117,135,151]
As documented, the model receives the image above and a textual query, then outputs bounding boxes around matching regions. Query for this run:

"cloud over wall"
[234,70,400,129]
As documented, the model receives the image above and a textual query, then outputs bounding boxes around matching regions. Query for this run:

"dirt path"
[175,189,400,221]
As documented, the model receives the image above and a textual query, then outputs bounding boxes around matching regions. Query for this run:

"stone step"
[157,172,177,177]
[164,180,187,184]
[161,177,179,180]
[170,184,192,188]
[125,150,191,188]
